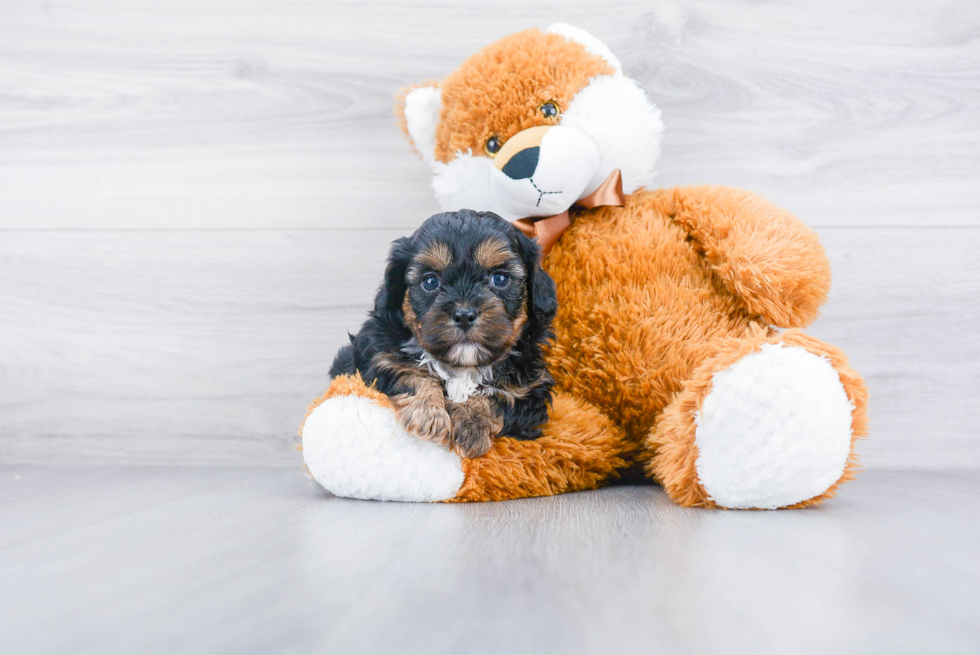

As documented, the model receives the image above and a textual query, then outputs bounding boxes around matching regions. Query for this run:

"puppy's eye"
[485,136,502,156]
[421,274,441,292]
[490,272,511,289]
[539,102,560,119]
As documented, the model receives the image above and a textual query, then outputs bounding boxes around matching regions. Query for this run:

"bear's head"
[396,25,664,224]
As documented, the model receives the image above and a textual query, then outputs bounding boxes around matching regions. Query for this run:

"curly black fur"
[330,209,557,445]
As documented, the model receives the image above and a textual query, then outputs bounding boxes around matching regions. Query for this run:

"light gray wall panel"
[1,229,393,466]
[809,227,980,469]
[1,0,977,468]
[1,0,977,229]
[1,227,977,468]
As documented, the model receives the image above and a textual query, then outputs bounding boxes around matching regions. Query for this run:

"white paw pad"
[694,343,854,509]
[302,395,464,502]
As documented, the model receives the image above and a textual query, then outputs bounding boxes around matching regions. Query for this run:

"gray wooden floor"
[2,467,978,655]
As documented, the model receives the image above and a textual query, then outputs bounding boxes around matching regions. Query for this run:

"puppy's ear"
[395,81,442,168]
[373,236,414,330]
[511,227,558,338]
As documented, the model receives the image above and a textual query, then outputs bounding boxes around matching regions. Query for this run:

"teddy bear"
[301,24,869,509]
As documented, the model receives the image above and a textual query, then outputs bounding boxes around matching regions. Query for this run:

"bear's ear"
[395,81,442,168]
[546,24,623,75]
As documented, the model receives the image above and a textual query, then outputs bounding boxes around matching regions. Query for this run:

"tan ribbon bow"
[513,169,625,255]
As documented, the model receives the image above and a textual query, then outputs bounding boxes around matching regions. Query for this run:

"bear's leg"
[301,374,466,502]
[451,393,634,502]
[645,329,869,509]
[302,375,634,503]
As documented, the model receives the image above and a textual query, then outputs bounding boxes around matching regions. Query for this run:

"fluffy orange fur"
[646,327,869,508]
[302,375,636,502]
[543,187,833,443]
[308,186,863,506]
[453,392,633,502]
[395,29,612,162]
[667,186,831,328]
[315,29,870,507]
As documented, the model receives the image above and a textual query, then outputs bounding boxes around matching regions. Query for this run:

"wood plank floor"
[2,466,978,654]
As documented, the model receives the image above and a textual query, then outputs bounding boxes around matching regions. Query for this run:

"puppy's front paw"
[395,396,452,448]
[451,414,495,458]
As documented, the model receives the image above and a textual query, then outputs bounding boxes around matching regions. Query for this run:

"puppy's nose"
[494,125,551,180]
[452,307,479,331]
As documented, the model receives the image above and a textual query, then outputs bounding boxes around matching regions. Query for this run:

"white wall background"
[1,0,978,469]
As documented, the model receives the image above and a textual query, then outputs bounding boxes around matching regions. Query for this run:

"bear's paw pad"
[302,395,464,502]
[695,343,854,509]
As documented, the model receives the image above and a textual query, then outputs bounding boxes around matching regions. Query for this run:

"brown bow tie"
[512,169,625,255]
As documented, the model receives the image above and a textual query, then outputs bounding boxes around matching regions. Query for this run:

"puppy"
[330,209,558,458]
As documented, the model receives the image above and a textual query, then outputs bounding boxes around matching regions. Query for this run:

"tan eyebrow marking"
[415,241,452,270]
[474,237,513,269]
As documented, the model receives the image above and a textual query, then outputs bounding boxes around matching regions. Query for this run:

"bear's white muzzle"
[489,125,600,220]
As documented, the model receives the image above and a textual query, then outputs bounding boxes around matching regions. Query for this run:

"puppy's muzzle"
[452,306,479,331]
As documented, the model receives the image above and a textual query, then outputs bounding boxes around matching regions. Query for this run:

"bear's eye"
[485,135,502,156]
[539,102,560,119]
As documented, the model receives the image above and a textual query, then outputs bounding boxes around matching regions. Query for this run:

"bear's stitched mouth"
[528,177,562,208]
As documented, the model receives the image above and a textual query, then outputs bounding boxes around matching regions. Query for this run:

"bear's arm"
[666,185,831,328]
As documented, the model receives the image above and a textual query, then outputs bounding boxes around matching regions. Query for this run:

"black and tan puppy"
[330,209,558,458]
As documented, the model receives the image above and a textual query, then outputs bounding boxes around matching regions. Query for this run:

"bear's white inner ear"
[546,23,623,75]
[404,85,442,167]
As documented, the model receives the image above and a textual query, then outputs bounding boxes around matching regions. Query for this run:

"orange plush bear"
[301,25,868,509]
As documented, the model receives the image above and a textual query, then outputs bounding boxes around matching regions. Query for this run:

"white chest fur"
[416,351,492,402]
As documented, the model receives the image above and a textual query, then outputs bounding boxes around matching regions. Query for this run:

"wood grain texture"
[1,227,978,468]
[1,1,978,467]
[0,0,977,229]
[0,229,396,466]
[1,466,978,654]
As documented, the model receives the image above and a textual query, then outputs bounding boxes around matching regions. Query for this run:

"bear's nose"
[501,147,539,180]
[494,125,551,179]
[452,307,479,331]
